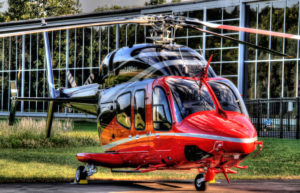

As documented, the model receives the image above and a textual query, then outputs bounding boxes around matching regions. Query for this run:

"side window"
[153,87,172,131]
[116,92,131,129]
[99,102,116,127]
[134,90,146,130]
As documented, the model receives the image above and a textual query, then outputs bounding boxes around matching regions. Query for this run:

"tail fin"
[67,70,77,88]
[43,32,56,138]
[84,73,95,85]
[44,32,56,98]
[9,32,57,137]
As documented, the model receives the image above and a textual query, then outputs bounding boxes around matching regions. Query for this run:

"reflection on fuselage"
[99,44,216,89]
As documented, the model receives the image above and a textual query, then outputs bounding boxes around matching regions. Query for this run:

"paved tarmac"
[0,179,300,193]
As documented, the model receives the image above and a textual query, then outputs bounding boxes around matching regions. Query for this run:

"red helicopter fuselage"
[77,75,259,181]
[74,43,262,186]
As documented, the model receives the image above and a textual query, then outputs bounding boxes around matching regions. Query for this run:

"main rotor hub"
[141,15,184,44]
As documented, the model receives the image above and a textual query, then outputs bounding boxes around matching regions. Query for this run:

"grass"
[237,138,300,179]
[0,119,300,183]
[0,118,98,148]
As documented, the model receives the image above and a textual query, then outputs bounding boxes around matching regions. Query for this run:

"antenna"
[202,54,213,79]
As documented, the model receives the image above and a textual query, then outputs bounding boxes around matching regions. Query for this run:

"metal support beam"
[296,1,300,97]
[65,29,70,89]
[65,29,69,114]
[281,3,286,97]
[202,8,207,57]
[296,97,300,139]
[90,27,93,73]
[237,2,246,95]
[21,35,25,112]
[116,24,120,49]
[135,24,137,44]
[1,38,4,111]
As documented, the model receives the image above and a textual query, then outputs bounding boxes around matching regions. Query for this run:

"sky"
[0,0,195,13]
[0,0,8,12]
[79,0,150,13]
[79,0,194,13]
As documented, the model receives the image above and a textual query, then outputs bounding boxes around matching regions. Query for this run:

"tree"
[145,0,165,6]
[94,5,127,13]
[2,0,81,22]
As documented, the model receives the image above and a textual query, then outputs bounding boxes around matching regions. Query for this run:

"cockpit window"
[166,78,215,119]
[208,82,241,113]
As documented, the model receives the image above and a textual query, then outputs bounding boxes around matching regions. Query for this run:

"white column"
[238,2,246,95]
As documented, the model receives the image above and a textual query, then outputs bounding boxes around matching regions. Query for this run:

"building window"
[116,92,131,129]
[152,87,172,131]
[134,90,146,130]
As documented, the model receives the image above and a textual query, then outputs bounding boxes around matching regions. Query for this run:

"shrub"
[0,118,99,148]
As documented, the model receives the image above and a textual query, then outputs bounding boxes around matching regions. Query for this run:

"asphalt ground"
[0,179,300,193]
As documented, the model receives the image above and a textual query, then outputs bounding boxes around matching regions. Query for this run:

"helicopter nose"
[179,111,257,154]
[217,112,257,154]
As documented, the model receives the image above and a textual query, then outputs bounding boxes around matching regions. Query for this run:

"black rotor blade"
[186,25,293,58]
[185,17,300,40]
[13,97,98,104]
[0,17,148,38]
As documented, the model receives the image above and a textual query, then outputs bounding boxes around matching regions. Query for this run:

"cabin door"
[132,88,149,153]
[152,86,173,164]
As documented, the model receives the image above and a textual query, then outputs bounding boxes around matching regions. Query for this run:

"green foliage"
[172,0,181,2]
[2,0,81,22]
[0,1,81,106]
[145,0,166,6]
[0,118,98,148]
[94,5,128,12]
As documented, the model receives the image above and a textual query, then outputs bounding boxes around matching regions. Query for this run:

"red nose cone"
[178,111,257,154]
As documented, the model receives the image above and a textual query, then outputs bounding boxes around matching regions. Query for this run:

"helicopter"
[7,15,299,191]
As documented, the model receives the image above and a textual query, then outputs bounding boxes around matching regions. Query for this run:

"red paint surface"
[77,76,262,181]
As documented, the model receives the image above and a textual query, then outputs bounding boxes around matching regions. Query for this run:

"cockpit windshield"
[208,81,241,113]
[166,78,215,120]
[166,78,244,122]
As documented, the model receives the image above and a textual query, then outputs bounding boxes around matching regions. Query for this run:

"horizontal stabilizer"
[60,83,99,98]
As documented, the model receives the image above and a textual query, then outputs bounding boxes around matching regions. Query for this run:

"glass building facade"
[0,0,298,117]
